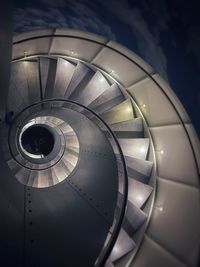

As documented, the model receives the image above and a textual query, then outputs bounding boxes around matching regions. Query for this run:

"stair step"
[52,160,70,182]
[25,60,41,104]
[118,174,152,209]
[58,122,74,134]
[122,156,153,184]
[39,57,51,99]
[8,61,39,113]
[127,178,153,208]
[65,135,79,148]
[101,99,134,125]
[43,58,58,99]
[108,228,136,263]
[51,167,60,185]
[53,58,75,98]
[67,145,79,153]
[70,71,110,107]
[28,170,38,187]
[7,154,26,171]
[37,169,52,188]
[110,117,143,139]
[116,138,149,160]
[15,167,31,185]
[65,147,79,157]
[123,200,147,236]
[88,83,125,115]
[63,150,78,167]
[44,116,64,126]
[65,62,93,99]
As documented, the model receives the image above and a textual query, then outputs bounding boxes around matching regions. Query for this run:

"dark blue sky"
[14,0,200,136]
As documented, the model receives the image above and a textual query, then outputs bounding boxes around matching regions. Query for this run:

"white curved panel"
[153,74,190,123]
[150,124,199,186]
[107,40,154,75]
[13,38,52,60]
[129,235,186,267]
[13,29,55,43]
[50,37,103,62]
[128,77,181,127]
[92,47,148,87]
[147,178,200,266]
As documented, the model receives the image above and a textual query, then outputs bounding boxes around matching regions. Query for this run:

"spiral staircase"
[0,28,199,267]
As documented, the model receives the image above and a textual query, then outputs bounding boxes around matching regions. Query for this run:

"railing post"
[0,0,13,121]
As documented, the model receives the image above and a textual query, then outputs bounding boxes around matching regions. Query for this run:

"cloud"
[14,0,168,80]
[14,2,116,40]
[40,0,67,7]
[98,0,169,81]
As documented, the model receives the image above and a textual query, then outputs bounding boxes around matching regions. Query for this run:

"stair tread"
[116,138,150,160]
[53,58,75,98]
[101,99,134,125]
[108,227,136,263]
[72,71,110,106]
[65,62,93,99]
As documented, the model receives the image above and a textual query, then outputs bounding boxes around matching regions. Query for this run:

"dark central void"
[21,125,54,156]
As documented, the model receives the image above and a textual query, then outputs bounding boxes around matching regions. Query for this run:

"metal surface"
[117,138,150,160]
[88,83,125,115]
[39,57,50,98]
[123,200,147,236]
[8,62,30,113]
[0,148,24,267]
[44,58,57,99]
[123,156,153,184]
[53,58,75,98]
[65,61,93,98]
[27,182,111,267]
[127,178,153,208]
[6,28,200,267]
[22,103,119,267]
[72,71,110,106]
[108,228,136,263]
[8,114,80,188]
[101,99,134,125]
[24,61,40,105]
[110,117,143,138]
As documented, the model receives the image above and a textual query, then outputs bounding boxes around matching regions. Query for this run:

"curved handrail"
[9,98,129,267]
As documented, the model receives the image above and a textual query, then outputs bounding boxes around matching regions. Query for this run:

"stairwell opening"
[21,125,54,157]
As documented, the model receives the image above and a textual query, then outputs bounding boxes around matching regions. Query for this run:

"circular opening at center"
[21,125,54,156]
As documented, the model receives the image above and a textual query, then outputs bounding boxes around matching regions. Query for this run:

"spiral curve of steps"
[0,29,199,267]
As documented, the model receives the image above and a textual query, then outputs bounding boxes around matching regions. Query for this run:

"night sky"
[14,0,200,136]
